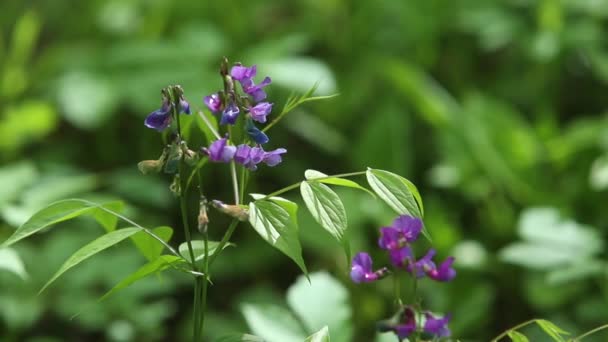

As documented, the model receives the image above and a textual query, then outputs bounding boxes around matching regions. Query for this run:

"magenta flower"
[423,312,451,337]
[394,307,417,339]
[388,246,413,269]
[204,137,236,163]
[231,64,257,81]
[378,215,423,251]
[409,249,456,282]
[249,102,273,123]
[350,252,388,283]
[204,93,222,112]
[242,77,272,102]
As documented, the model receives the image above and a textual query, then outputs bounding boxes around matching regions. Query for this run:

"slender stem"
[193,278,201,341]
[393,273,403,307]
[239,166,248,204]
[198,110,221,139]
[199,232,210,339]
[264,170,367,199]
[490,318,541,342]
[230,161,240,204]
[84,201,180,257]
[572,324,608,341]
[209,219,239,267]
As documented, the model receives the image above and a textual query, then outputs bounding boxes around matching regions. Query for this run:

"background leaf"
[131,226,173,261]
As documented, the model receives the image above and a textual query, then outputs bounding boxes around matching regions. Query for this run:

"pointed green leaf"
[178,240,228,263]
[216,333,266,342]
[248,200,307,275]
[366,169,423,217]
[241,303,307,342]
[304,170,374,197]
[507,330,529,342]
[131,226,173,261]
[2,199,124,247]
[536,320,568,341]
[304,326,330,342]
[99,254,185,302]
[300,181,350,259]
[40,227,142,293]
[0,247,28,280]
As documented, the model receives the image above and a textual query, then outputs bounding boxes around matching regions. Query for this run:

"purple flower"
[144,100,172,131]
[247,124,270,144]
[221,102,240,125]
[423,312,451,337]
[234,144,265,170]
[231,64,257,81]
[350,252,388,283]
[263,148,286,167]
[409,249,456,282]
[179,96,191,114]
[388,246,413,268]
[378,215,423,251]
[242,77,272,102]
[394,307,417,339]
[249,102,273,123]
[204,138,236,163]
[204,93,222,112]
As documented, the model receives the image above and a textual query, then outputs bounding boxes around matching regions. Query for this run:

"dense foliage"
[1,0,608,341]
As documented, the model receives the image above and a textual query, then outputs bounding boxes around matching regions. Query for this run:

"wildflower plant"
[1,58,440,341]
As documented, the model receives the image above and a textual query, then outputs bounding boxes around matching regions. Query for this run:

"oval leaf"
[536,320,568,342]
[366,169,423,217]
[300,181,350,259]
[304,326,330,342]
[0,247,28,280]
[248,200,307,275]
[40,227,142,293]
[178,240,227,263]
[2,199,124,248]
[131,226,173,261]
[507,331,529,342]
[304,169,374,197]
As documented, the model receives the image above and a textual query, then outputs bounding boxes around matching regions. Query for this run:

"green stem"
[264,170,367,199]
[209,220,239,267]
[393,273,403,307]
[572,324,608,341]
[490,318,541,342]
[199,233,210,339]
[193,277,202,341]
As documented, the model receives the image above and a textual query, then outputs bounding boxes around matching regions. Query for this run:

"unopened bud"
[212,200,249,221]
[169,174,181,196]
[137,160,163,174]
[220,57,229,76]
[198,201,209,234]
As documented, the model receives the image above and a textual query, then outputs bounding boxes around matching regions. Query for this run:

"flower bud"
[211,200,249,221]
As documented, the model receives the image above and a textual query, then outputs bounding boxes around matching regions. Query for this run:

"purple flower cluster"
[203,137,286,171]
[351,214,456,339]
[382,307,451,340]
[145,90,191,131]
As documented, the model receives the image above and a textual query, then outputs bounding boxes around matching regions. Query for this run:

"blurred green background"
[1,0,608,341]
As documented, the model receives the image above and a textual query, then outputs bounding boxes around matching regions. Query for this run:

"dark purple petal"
[392,215,423,242]
[249,102,273,123]
[350,252,388,283]
[243,76,272,102]
[428,256,456,282]
[378,227,402,250]
[409,249,436,278]
[221,102,240,125]
[204,93,222,112]
[395,307,417,339]
[144,105,172,131]
[247,125,269,144]
[389,246,413,268]
[424,313,451,337]
[263,148,287,167]
[231,64,257,80]
[244,146,265,170]
[206,138,236,163]
[179,98,191,114]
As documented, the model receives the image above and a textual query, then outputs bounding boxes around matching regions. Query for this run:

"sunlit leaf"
[131,226,173,261]
[304,170,374,197]
[0,247,28,280]
[40,227,142,293]
[507,330,529,342]
[536,319,569,342]
[304,326,330,342]
[241,303,307,342]
[216,333,267,342]
[178,240,228,263]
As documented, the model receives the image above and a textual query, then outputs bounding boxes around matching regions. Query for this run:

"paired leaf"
[366,169,423,217]
[300,181,349,259]
[304,326,330,342]
[304,169,374,197]
[2,199,124,248]
[99,254,185,302]
[40,227,142,293]
[248,199,307,275]
[507,330,529,342]
[536,320,568,342]
[178,240,227,263]
[131,226,173,261]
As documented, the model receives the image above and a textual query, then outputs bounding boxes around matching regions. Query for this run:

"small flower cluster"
[351,214,455,340]
[201,62,285,170]
[144,87,191,131]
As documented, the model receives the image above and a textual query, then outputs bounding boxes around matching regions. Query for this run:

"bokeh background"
[1,0,608,341]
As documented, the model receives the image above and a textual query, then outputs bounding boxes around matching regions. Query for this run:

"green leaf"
[131,226,173,261]
[98,255,184,302]
[304,326,330,342]
[241,303,307,342]
[2,199,124,248]
[287,272,351,342]
[507,330,529,342]
[366,169,423,217]
[216,333,267,342]
[536,320,569,341]
[40,227,142,293]
[0,247,28,280]
[300,181,350,260]
[178,240,227,263]
[248,199,307,275]
[304,170,375,197]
